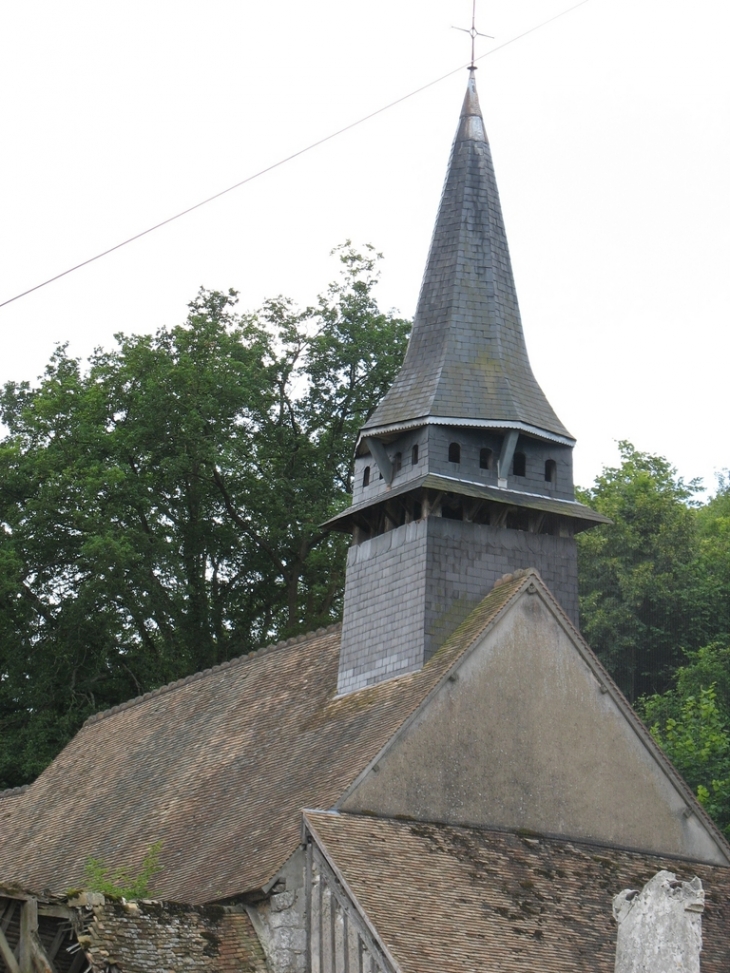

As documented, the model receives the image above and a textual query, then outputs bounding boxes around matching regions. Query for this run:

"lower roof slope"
[0,576,526,904]
[306,811,730,973]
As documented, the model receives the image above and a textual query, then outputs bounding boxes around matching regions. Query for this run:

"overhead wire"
[0,0,593,311]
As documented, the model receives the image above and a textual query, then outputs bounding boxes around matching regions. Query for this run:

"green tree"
[0,245,410,788]
[639,643,730,837]
[577,442,704,702]
[695,473,730,646]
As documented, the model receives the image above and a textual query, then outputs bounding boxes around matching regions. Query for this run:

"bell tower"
[327,72,607,694]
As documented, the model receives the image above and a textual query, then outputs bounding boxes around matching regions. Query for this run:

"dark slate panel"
[363,73,571,441]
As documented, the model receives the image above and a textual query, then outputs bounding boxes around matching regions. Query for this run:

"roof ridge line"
[521,576,730,863]
[429,569,536,656]
[83,623,343,728]
[307,810,727,867]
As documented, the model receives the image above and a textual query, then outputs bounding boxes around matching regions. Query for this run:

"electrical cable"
[0,0,593,311]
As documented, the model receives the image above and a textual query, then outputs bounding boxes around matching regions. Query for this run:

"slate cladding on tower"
[331,72,606,695]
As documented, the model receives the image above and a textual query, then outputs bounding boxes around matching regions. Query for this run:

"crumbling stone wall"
[83,898,267,973]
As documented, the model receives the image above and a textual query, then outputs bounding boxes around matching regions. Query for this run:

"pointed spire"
[363,71,572,444]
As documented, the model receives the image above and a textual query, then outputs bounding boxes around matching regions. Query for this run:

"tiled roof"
[0,576,527,905]
[363,72,572,442]
[306,811,730,973]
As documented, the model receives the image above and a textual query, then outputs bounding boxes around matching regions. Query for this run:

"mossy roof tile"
[306,811,730,973]
[0,577,526,904]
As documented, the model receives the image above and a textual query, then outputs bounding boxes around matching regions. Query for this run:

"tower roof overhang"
[356,417,575,455]
[323,472,610,534]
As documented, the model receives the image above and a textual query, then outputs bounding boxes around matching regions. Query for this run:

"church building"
[0,71,727,973]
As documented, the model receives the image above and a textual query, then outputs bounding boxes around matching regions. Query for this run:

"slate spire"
[332,72,606,695]
[363,71,572,444]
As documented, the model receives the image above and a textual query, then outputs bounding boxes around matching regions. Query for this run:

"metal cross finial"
[452,0,493,69]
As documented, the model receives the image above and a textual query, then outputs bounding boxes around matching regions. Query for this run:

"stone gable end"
[340,583,729,865]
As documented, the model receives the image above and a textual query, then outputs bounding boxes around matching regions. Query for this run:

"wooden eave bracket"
[363,437,394,486]
[497,430,519,483]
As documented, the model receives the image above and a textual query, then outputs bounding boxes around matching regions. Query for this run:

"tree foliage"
[579,449,730,835]
[695,474,730,647]
[639,644,730,837]
[576,442,706,701]
[0,245,410,787]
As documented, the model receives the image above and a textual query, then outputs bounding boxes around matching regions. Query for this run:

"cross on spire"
[453,0,493,69]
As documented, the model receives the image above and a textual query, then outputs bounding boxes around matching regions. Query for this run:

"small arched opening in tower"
[544,459,557,486]
[362,465,370,488]
[394,452,402,475]
[512,451,526,477]
[479,447,493,470]
[448,442,461,464]
[412,443,419,465]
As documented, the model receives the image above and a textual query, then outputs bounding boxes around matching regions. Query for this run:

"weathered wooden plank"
[19,900,36,973]
[328,889,336,973]
[66,950,86,973]
[342,909,349,973]
[29,930,54,973]
[318,864,324,973]
[0,925,21,973]
[46,924,66,963]
[0,900,16,935]
[305,840,313,973]
[35,907,71,921]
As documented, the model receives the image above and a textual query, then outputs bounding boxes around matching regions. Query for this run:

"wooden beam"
[30,935,54,973]
[492,505,510,528]
[342,910,349,973]
[0,925,20,973]
[19,899,36,973]
[363,438,393,485]
[328,889,336,973]
[305,840,312,973]
[497,430,519,481]
[0,900,16,935]
[66,952,86,973]
[46,924,66,964]
[36,907,71,921]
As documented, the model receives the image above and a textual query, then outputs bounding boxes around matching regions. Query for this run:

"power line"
[0,0,593,311]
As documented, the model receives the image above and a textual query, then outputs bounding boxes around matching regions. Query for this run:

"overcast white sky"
[1,0,728,494]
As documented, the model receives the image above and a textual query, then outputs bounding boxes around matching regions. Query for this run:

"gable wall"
[341,590,728,865]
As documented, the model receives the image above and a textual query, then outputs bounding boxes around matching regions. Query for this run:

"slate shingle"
[364,73,572,442]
